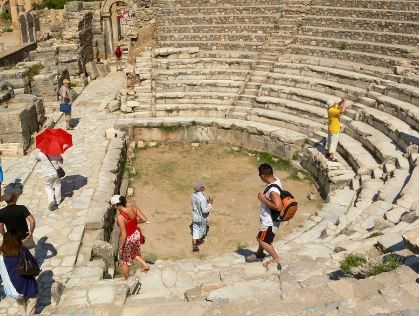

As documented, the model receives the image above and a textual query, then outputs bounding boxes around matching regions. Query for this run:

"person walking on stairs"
[326,96,346,162]
[0,192,36,251]
[35,149,64,212]
[114,44,123,71]
[247,163,283,270]
[112,195,149,279]
[191,182,213,252]
[58,79,74,130]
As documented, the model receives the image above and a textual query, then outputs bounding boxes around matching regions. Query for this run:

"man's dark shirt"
[0,204,31,240]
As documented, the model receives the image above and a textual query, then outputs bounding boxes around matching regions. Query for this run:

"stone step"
[157,32,269,42]
[302,15,419,34]
[296,35,415,58]
[337,133,380,176]
[158,40,265,51]
[345,120,405,164]
[299,26,419,46]
[357,103,419,151]
[306,6,419,21]
[310,0,419,11]
[286,45,408,69]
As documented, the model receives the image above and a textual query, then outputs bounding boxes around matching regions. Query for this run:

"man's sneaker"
[192,245,200,252]
[48,202,58,211]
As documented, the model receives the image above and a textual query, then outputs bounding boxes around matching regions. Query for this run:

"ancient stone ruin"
[0,0,418,314]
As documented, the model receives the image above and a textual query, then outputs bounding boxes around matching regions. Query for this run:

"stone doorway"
[101,0,134,58]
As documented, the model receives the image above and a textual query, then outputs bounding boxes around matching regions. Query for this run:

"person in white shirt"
[247,163,283,270]
[191,182,213,252]
[35,150,63,211]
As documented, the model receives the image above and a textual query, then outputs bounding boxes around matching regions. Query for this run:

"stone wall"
[0,42,37,67]
[0,94,44,150]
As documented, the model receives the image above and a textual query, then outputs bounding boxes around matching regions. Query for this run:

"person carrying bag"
[0,232,38,315]
[58,79,74,130]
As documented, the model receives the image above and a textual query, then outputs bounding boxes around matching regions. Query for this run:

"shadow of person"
[3,180,24,198]
[71,117,81,128]
[35,237,57,267]
[235,248,259,262]
[35,270,60,314]
[61,175,88,198]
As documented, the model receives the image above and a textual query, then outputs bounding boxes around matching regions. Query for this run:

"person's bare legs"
[257,238,280,266]
[134,254,150,271]
[246,238,265,260]
[120,263,129,280]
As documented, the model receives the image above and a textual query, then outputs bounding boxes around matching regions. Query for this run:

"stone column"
[9,0,22,44]
[102,14,113,58]
[111,4,119,47]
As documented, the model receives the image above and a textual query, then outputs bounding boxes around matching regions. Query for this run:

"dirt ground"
[129,143,322,261]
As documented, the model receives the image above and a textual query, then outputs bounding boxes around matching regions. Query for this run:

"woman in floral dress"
[111,195,149,279]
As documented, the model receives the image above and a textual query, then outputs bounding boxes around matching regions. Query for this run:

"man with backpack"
[114,44,123,71]
[247,163,285,270]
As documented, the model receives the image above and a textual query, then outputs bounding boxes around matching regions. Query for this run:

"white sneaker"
[0,201,7,208]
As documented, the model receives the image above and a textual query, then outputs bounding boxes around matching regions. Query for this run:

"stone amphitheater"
[0,0,419,315]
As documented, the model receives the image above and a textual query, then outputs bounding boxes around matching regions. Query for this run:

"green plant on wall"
[28,64,44,83]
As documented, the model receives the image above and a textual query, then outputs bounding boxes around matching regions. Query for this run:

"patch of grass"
[339,42,348,50]
[159,123,183,133]
[164,108,176,114]
[28,64,43,83]
[2,27,13,32]
[0,12,11,21]
[367,231,384,239]
[366,254,401,276]
[339,254,367,273]
[5,63,16,70]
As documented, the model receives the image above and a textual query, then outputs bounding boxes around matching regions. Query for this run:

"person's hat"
[110,195,122,205]
[193,182,205,192]
[63,79,70,84]
[327,98,339,106]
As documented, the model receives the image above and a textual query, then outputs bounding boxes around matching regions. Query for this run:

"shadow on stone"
[35,270,58,314]
[236,248,260,262]
[61,174,88,197]
[35,237,57,266]
[71,117,81,128]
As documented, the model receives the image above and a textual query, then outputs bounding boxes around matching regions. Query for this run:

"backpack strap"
[263,183,282,195]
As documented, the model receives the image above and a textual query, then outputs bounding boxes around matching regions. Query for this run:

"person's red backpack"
[263,183,298,222]
[115,46,123,58]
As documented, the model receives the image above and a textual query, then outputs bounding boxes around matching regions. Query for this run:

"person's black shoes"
[48,202,58,211]
[192,245,200,252]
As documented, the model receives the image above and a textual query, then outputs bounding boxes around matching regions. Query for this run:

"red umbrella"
[36,128,73,155]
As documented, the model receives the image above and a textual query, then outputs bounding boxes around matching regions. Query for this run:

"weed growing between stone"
[339,253,402,277]
[339,254,367,273]
[367,231,384,239]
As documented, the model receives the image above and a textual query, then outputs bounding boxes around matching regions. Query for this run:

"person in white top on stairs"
[35,150,64,211]
[247,163,283,270]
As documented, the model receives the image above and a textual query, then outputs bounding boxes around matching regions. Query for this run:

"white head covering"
[110,195,122,205]
[193,182,205,192]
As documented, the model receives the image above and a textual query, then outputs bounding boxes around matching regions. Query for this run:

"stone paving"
[0,72,124,315]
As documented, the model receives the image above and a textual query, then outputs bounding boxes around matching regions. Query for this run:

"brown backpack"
[264,183,298,222]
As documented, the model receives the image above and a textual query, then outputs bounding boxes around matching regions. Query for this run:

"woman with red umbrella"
[35,128,72,212]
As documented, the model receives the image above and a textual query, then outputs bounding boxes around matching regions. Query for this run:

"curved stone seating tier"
[156,40,266,51]
[356,104,419,152]
[158,5,294,15]
[310,0,419,11]
[153,0,287,6]
[155,70,249,81]
[158,15,282,26]
[273,61,419,104]
[302,15,419,35]
[286,45,409,69]
[158,24,278,34]
[157,33,269,44]
[306,6,419,21]
[301,146,356,198]
[298,26,419,46]
[156,80,243,93]
[115,116,307,159]
[296,36,415,59]
[344,120,405,164]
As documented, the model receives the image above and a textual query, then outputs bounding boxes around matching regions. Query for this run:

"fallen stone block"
[377,233,405,253]
[403,230,419,254]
